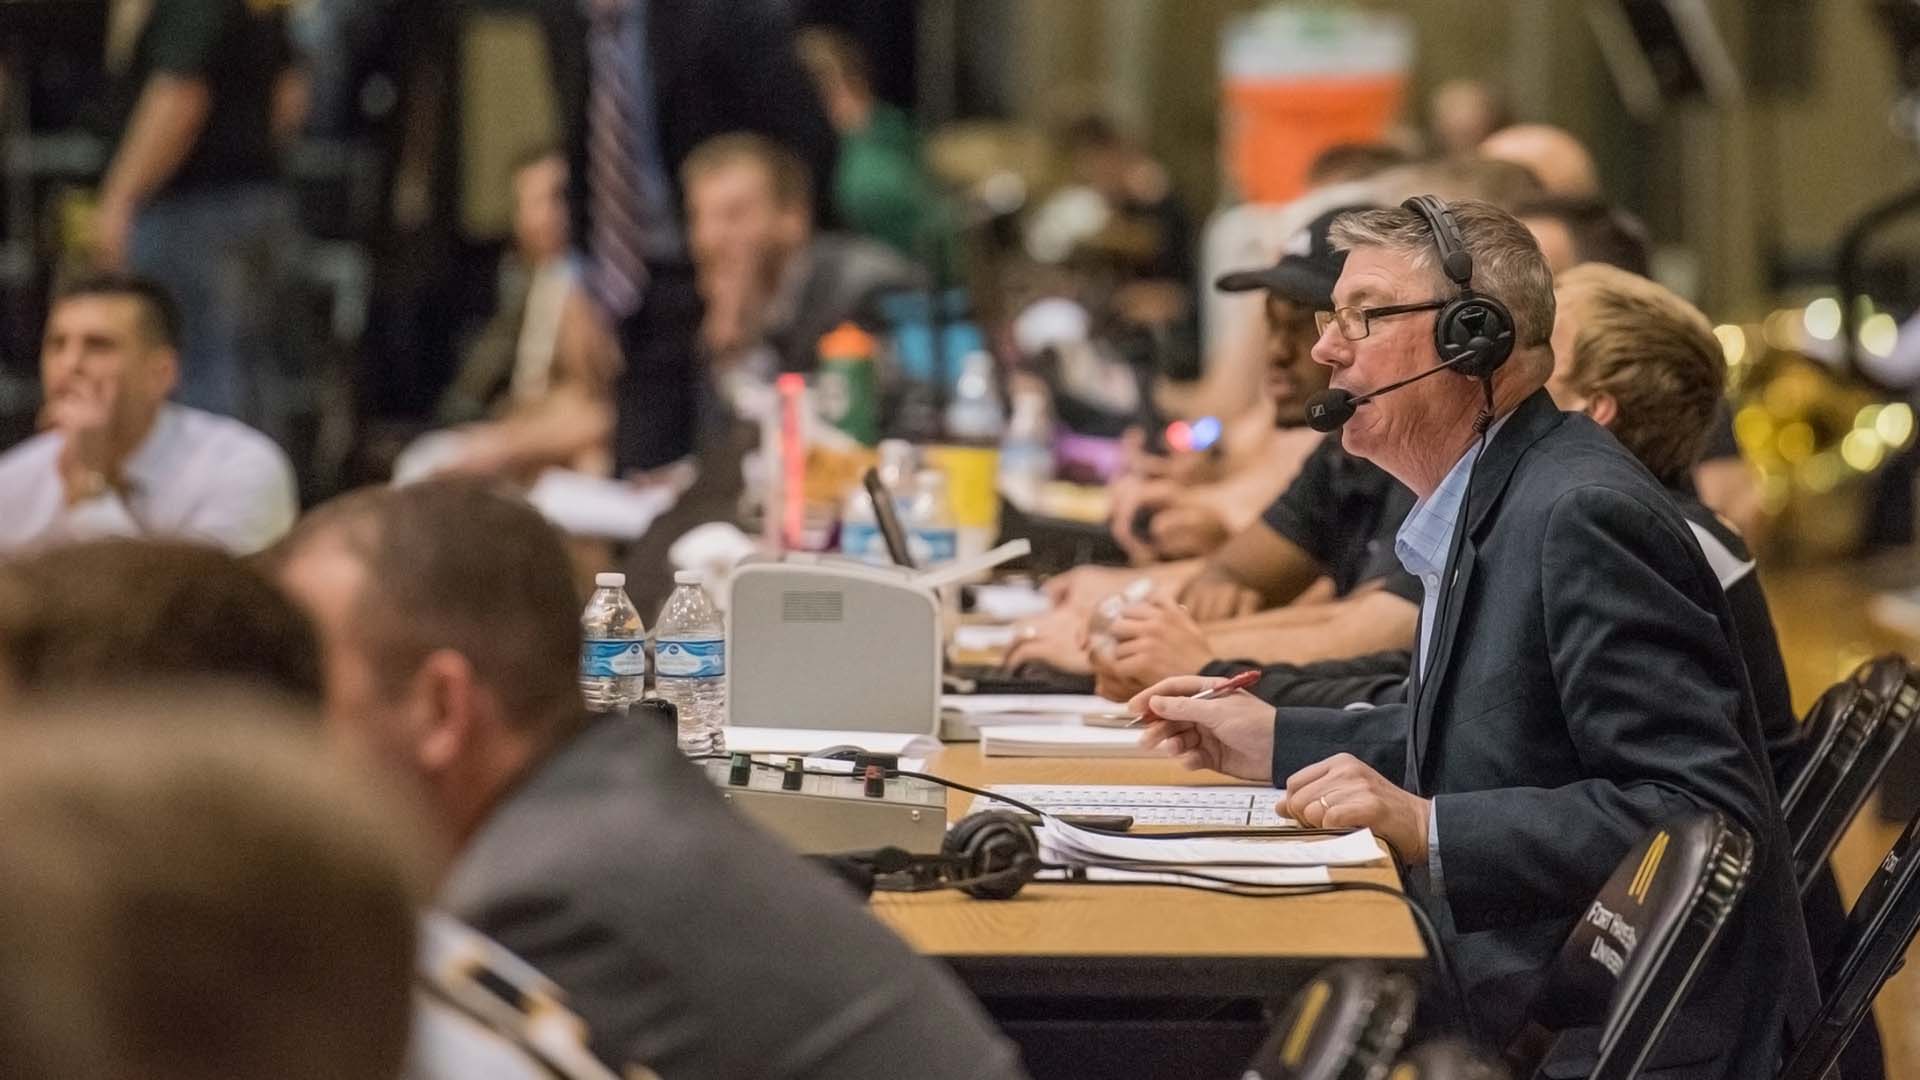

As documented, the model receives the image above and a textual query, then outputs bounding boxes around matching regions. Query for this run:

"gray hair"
[1328,198,1556,355]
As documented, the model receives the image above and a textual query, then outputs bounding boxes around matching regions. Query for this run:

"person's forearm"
[1205,594,1417,666]
[477,389,614,475]
[100,75,212,210]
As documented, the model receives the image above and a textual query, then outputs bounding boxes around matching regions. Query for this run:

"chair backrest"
[1390,1039,1511,1079]
[1242,961,1420,1080]
[1784,661,1919,894]
[1505,811,1753,1080]
[1776,801,1920,1080]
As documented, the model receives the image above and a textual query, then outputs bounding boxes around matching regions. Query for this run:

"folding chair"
[1242,961,1420,1080]
[1504,811,1753,1080]
[1783,662,1918,895]
[1391,1039,1511,1079]
[1776,801,1920,1080]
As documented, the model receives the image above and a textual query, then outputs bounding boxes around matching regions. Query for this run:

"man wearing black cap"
[1016,207,1426,701]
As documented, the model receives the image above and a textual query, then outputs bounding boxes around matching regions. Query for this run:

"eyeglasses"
[1314,300,1448,342]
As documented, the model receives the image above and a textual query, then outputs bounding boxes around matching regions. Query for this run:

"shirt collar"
[1394,410,1512,580]
[119,403,183,492]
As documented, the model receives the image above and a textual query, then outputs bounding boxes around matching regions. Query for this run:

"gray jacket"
[443,712,1027,1080]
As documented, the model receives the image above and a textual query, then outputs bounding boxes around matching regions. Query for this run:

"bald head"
[1479,124,1600,198]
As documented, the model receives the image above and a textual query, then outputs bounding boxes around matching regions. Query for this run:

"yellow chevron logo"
[1629,831,1669,904]
[1282,979,1331,1067]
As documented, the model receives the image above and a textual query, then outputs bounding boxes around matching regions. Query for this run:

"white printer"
[726,541,1029,737]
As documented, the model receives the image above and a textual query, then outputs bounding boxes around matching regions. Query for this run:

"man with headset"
[1131,198,1815,1075]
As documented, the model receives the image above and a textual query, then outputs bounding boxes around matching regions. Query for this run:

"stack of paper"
[1031,818,1384,889]
[941,694,1131,728]
[979,724,1156,758]
[720,727,942,758]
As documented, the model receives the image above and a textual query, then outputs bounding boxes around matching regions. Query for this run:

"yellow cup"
[925,444,1001,530]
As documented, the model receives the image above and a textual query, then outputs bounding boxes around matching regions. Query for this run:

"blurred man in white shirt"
[0,275,296,554]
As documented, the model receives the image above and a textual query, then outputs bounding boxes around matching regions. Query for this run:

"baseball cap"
[1214,203,1375,309]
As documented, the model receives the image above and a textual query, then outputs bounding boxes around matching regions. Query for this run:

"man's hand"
[1178,569,1262,623]
[1002,605,1093,676]
[1107,473,1178,565]
[1129,674,1275,781]
[1094,597,1214,701]
[1041,565,1138,614]
[1283,753,1431,863]
[48,382,117,504]
[1147,503,1230,559]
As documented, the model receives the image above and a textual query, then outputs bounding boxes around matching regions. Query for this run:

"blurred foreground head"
[0,538,322,706]
[0,693,424,1080]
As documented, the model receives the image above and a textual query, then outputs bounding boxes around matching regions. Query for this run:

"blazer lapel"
[1404,390,1564,789]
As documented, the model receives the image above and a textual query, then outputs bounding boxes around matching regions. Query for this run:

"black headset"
[832,811,1043,901]
[1401,194,1515,382]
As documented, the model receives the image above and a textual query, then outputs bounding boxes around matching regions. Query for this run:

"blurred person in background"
[1104,206,1372,567]
[1425,78,1510,157]
[271,480,1029,1080]
[684,133,922,394]
[0,703,421,1080]
[796,26,946,267]
[0,276,296,555]
[1514,195,1651,276]
[1007,208,1420,690]
[1513,195,1764,539]
[399,148,621,484]
[96,0,305,439]
[1477,122,1601,198]
[556,0,835,475]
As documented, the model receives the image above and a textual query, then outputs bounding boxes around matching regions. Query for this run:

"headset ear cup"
[942,811,1040,900]
[1437,295,1515,381]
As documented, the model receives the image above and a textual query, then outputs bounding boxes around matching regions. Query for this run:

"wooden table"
[869,745,1426,1079]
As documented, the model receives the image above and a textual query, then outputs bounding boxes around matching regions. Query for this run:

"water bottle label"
[840,522,890,565]
[581,639,647,678]
[911,527,957,564]
[656,638,725,678]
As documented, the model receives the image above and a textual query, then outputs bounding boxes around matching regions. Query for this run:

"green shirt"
[833,104,944,266]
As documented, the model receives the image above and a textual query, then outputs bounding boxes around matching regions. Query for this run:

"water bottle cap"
[674,570,704,585]
[595,572,626,588]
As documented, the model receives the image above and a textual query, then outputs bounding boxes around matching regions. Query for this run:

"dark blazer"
[1269,391,1816,1078]
[537,0,838,259]
[442,713,1028,1080]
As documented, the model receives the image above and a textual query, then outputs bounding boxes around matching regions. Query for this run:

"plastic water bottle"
[654,570,727,755]
[907,468,958,565]
[998,387,1055,511]
[579,572,646,710]
[944,349,1005,442]
[841,439,916,564]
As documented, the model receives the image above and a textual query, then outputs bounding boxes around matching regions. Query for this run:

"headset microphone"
[1303,351,1485,433]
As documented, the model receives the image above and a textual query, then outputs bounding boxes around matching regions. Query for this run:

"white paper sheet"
[1038,818,1383,868]
[979,724,1158,758]
[720,727,942,757]
[940,694,1126,717]
[952,624,1019,652]
[970,584,1052,621]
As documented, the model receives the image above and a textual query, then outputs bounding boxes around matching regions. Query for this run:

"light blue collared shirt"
[1393,412,1510,897]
